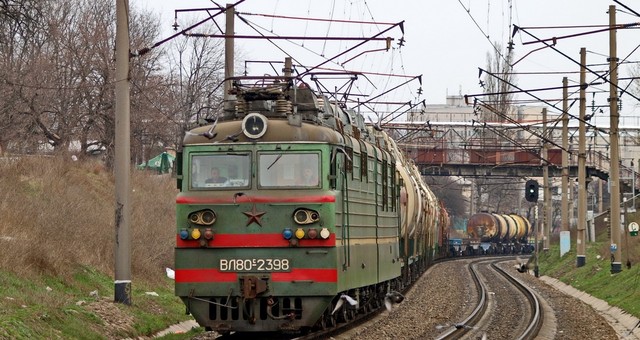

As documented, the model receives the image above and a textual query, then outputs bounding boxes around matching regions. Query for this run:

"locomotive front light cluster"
[188,209,217,226]
[293,208,320,225]
[282,227,331,241]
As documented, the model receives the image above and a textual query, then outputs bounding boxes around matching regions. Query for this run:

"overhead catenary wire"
[159,2,425,127]
[235,11,398,26]
[613,0,640,17]
[133,0,246,57]
[469,68,606,135]
[233,11,416,113]
[515,26,640,103]
[457,0,511,65]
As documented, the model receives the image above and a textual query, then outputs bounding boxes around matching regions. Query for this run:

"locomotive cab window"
[190,153,251,189]
[258,152,320,188]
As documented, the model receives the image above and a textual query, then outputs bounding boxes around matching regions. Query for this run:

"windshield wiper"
[267,154,283,170]
[267,146,291,170]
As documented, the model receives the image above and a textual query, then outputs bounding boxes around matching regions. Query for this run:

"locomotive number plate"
[219,258,291,272]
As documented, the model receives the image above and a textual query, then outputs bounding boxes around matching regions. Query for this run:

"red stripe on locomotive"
[175,268,338,283]
[176,194,336,204]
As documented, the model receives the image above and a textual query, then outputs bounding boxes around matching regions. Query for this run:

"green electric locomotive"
[174,72,447,334]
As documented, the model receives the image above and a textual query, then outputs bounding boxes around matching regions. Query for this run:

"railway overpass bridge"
[386,122,640,192]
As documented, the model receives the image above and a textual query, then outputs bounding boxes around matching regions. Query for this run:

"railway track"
[435,257,542,340]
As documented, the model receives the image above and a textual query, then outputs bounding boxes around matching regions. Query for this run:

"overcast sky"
[135,1,640,119]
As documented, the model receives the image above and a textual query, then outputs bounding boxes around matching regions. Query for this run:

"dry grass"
[0,156,177,284]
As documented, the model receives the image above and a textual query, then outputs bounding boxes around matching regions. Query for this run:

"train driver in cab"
[299,166,318,186]
[205,167,227,184]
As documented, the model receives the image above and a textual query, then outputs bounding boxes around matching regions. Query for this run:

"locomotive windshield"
[190,153,251,189]
[258,152,320,188]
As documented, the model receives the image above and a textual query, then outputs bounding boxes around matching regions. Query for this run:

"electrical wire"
[457,0,510,65]
[613,0,640,17]
[515,26,640,103]
[235,11,396,26]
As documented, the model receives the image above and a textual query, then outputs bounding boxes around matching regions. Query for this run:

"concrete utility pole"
[542,108,551,251]
[577,47,587,268]
[114,0,132,305]
[560,77,570,257]
[569,180,575,229]
[223,3,235,109]
[598,179,603,213]
[561,77,569,233]
[609,5,623,274]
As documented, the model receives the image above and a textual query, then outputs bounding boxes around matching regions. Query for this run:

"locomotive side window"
[382,156,388,211]
[258,152,320,188]
[359,140,368,181]
[190,153,251,189]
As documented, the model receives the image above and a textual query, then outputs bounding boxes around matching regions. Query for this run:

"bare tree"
[0,0,168,166]
[481,42,516,124]
[0,0,230,167]
[166,23,226,138]
[467,42,523,215]
[128,18,227,165]
[0,0,47,154]
[425,176,468,219]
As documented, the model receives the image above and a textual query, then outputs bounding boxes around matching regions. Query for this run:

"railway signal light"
[525,180,539,202]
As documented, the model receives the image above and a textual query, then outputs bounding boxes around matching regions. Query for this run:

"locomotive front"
[174,117,341,333]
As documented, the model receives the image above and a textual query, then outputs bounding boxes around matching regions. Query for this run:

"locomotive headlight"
[293,208,320,225]
[295,228,305,239]
[200,210,216,224]
[188,209,216,226]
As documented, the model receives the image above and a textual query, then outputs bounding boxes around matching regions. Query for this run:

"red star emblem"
[243,203,266,227]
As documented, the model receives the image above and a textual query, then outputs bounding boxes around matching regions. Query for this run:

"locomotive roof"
[183,80,381,147]
[183,119,344,145]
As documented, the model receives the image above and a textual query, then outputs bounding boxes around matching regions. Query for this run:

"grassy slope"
[0,157,195,339]
[1,156,638,339]
[537,226,640,318]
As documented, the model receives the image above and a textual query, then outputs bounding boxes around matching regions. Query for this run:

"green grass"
[0,265,199,339]
[537,240,640,318]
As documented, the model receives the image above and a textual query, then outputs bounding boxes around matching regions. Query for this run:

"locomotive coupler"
[240,275,267,299]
